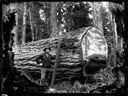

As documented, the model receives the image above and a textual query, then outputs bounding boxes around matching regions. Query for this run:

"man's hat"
[11,33,15,37]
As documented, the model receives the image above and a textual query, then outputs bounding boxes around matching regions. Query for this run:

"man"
[36,47,54,85]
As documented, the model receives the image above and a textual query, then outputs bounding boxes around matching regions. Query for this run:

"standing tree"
[2,3,16,94]
[14,3,19,45]
[22,2,27,44]
[50,2,59,38]
[29,2,35,41]
[90,2,103,32]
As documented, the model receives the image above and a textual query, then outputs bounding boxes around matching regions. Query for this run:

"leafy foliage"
[5,2,93,44]
[56,2,93,32]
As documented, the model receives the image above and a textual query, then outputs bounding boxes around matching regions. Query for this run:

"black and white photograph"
[1,0,127,95]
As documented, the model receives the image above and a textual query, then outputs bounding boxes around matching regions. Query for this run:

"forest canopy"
[2,2,96,44]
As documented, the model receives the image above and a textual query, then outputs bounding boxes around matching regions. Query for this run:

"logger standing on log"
[36,48,54,85]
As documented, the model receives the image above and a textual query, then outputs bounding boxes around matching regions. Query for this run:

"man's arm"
[35,55,43,64]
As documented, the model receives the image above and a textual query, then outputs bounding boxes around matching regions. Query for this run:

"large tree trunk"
[50,2,59,38]
[22,2,27,44]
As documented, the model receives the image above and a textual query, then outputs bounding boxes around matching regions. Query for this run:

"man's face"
[45,49,50,53]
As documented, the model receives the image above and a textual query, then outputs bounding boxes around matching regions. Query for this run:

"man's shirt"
[36,53,54,68]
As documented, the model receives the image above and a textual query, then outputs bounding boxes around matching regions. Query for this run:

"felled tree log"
[14,27,85,63]
[14,26,108,86]
[14,26,108,66]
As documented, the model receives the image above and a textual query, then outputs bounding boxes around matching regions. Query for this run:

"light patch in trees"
[88,13,93,19]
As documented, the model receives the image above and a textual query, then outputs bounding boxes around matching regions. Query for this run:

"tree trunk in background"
[50,2,59,38]
[91,2,103,32]
[22,2,27,44]
[29,8,35,41]
[35,27,38,41]
[14,3,19,45]
[50,27,62,88]
[111,15,117,67]
[0,25,3,94]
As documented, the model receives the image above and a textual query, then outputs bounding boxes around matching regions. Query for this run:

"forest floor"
[2,65,123,95]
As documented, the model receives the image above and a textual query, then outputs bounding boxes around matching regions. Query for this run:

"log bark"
[15,61,83,83]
